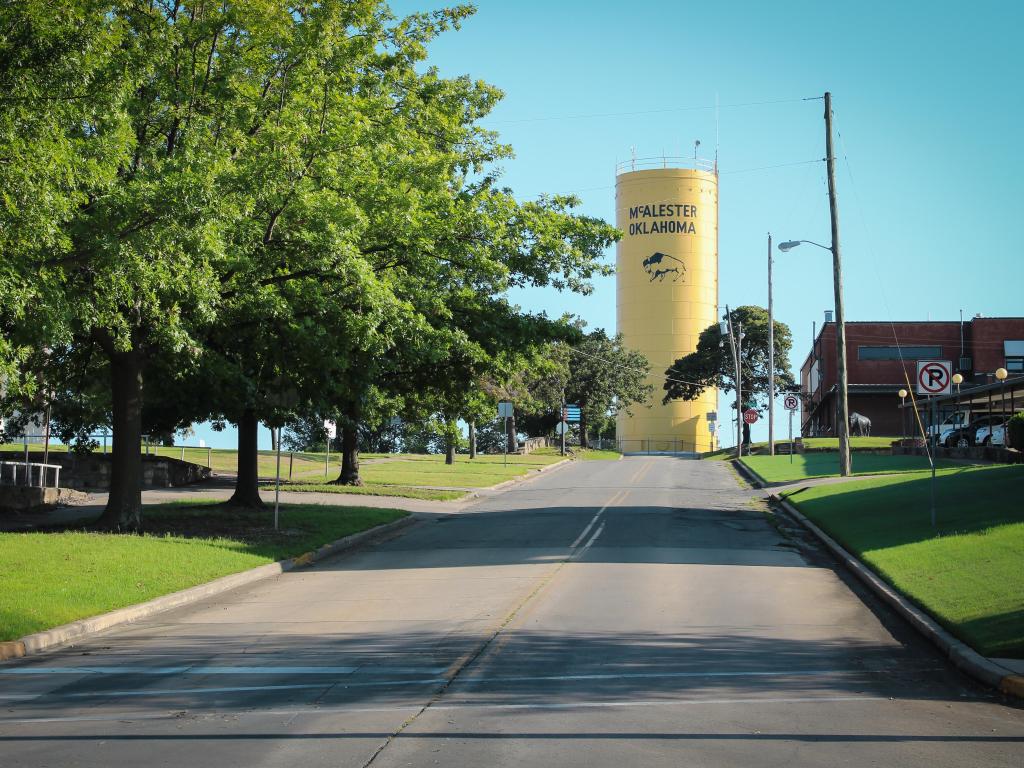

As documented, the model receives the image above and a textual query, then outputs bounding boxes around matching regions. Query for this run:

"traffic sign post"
[324,419,336,479]
[498,402,514,465]
[783,394,798,464]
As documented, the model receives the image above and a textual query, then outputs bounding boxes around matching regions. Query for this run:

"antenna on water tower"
[694,139,701,161]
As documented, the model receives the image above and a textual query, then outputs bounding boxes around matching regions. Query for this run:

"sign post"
[324,419,337,479]
[274,435,282,531]
[783,393,799,464]
[498,402,514,466]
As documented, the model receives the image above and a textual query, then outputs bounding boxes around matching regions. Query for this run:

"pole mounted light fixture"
[774,239,831,253]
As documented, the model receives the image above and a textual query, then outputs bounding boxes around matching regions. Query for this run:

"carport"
[897,373,1024,444]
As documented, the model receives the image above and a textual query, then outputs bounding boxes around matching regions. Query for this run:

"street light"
[777,235,852,476]
[951,373,964,438]
[720,312,744,458]
[898,388,908,440]
[996,368,1009,435]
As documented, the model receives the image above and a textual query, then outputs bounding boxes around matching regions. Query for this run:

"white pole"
[274,437,281,531]
[789,409,794,464]
[768,232,775,456]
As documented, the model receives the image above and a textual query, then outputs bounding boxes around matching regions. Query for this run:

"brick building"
[799,317,1024,436]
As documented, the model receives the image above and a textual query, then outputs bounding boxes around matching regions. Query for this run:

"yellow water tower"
[615,159,718,453]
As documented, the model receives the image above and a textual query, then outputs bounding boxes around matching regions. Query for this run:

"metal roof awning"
[897,374,1024,410]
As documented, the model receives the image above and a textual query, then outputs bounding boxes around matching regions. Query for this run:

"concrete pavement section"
[1,457,1022,767]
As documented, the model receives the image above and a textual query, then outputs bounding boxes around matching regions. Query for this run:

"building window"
[1005,341,1024,372]
[858,345,942,361]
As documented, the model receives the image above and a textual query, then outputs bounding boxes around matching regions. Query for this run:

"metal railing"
[0,460,62,489]
[615,156,716,174]
[615,438,700,455]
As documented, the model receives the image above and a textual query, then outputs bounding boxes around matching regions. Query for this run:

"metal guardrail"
[0,460,61,489]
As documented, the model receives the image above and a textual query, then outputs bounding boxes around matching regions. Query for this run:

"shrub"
[1008,412,1024,450]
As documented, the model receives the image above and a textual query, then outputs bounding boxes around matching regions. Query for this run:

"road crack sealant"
[356,489,627,768]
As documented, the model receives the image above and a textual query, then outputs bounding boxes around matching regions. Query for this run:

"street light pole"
[824,91,852,477]
[722,309,742,459]
[767,232,775,456]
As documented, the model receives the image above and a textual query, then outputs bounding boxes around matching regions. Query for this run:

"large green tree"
[565,330,651,449]
[662,305,795,415]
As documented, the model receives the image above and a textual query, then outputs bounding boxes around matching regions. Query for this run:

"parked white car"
[927,410,971,437]
[975,421,1007,447]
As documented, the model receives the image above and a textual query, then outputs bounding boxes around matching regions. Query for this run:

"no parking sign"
[916,360,952,396]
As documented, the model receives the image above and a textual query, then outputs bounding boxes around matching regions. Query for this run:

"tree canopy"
[0,1,620,527]
[662,305,795,412]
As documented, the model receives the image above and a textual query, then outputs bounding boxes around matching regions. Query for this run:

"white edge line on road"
[0,695,915,726]
[0,665,446,676]
[456,667,943,685]
[5,667,941,704]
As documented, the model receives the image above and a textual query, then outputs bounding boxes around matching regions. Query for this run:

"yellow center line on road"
[356,486,630,767]
[630,460,654,485]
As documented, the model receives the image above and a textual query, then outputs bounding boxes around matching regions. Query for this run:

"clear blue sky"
[197,0,1022,449]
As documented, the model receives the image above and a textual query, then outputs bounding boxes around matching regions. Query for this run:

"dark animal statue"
[642,252,686,283]
[849,412,872,437]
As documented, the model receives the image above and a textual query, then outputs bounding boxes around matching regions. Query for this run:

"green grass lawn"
[0,502,405,642]
[532,446,620,460]
[357,452,564,488]
[704,436,896,461]
[741,453,974,484]
[279,482,465,501]
[781,465,1024,658]
[575,448,622,460]
[802,437,897,450]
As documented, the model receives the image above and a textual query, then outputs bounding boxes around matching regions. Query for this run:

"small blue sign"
[563,405,581,423]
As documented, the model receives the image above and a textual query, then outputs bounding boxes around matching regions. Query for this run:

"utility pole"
[824,91,851,476]
[724,306,743,459]
[767,232,775,456]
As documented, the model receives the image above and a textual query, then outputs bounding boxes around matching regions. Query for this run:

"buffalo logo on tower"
[642,252,685,283]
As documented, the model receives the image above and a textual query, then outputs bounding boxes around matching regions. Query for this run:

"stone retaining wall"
[1,452,211,491]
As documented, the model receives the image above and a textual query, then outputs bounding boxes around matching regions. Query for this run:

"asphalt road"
[2,456,1022,767]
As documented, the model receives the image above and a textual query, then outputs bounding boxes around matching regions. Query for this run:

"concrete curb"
[730,458,765,488]
[485,457,573,493]
[770,493,1022,699]
[0,514,418,662]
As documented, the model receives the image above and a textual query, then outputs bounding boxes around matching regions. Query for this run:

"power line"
[565,344,710,391]
[491,96,820,125]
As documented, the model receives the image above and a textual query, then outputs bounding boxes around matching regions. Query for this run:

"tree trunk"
[506,413,517,454]
[445,420,456,465]
[97,350,144,531]
[269,426,278,452]
[336,403,362,485]
[579,408,590,449]
[468,421,477,459]
[229,407,264,508]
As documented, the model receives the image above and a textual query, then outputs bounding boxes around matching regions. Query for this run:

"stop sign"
[743,408,759,425]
